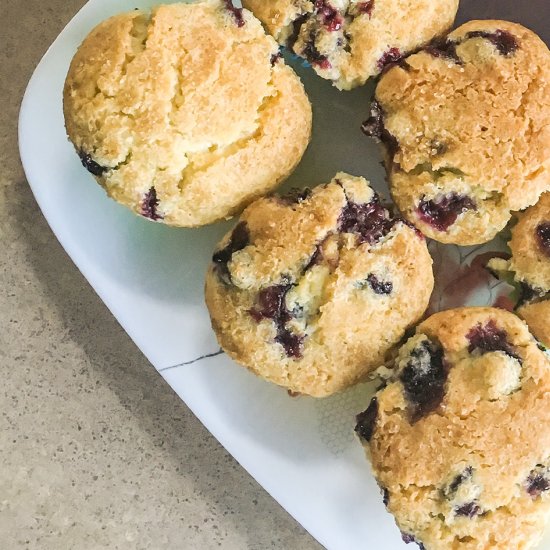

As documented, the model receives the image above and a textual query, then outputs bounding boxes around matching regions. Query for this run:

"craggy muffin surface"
[356,307,550,550]
[63,1,312,227]
[488,193,550,347]
[363,20,550,245]
[242,0,458,90]
[205,173,433,397]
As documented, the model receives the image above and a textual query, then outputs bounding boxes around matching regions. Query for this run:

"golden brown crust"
[507,193,550,293]
[63,1,312,227]
[243,0,458,90]
[205,173,434,397]
[487,193,550,346]
[375,20,550,245]
[518,301,550,349]
[360,307,550,549]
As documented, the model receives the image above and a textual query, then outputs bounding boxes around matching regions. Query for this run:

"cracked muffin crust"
[242,0,458,90]
[63,1,312,227]
[363,20,550,245]
[356,307,550,550]
[205,173,434,397]
[487,193,550,347]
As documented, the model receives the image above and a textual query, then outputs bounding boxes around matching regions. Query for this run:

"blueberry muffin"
[356,307,550,550]
[242,0,459,90]
[63,1,312,227]
[362,20,550,245]
[205,173,434,397]
[488,193,550,348]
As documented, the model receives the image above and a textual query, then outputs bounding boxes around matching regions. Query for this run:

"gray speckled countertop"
[1,2,321,548]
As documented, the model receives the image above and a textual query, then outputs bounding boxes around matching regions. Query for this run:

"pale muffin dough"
[363,20,550,245]
[356,307,550,550]
[205,173,434,397]
[242,0,458,90]
[63,1,312,227]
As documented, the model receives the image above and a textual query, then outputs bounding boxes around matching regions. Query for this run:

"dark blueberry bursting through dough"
[466,319,521,362]
[399,339,448,422]
[338,197,396,245]
[302,32,331,69]
[401,533,425,549]
[361,101,384,138]
[445,467,473,496]
[287,13,309,48]
[212,222,250,283]
[314,0,343,32]
[518,282,543,305]
[250,283,292,323]
[270,51,283,66]
[141,186,163,221]
[250,283,305,358]
[275,328,305,358]
[425,39,461,64]
[466,30,519,56]
[356,0,374,17]
[361,101,400,157]
[304,244,323,272]
[455,502,482,518]
[526,466,550,499]
[382,487,390,507]
[377,47,403,71]
[417,193,476,232]
[79,151,108,176]
[278,187,312,205]
[366,274,393,295]
[536,222,550,258]
[223,0,245,27]
[354,397,378,442]
[430,140,448,155]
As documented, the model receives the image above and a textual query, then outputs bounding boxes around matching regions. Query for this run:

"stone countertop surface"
[4,1,550,549]
[1,2,320,548]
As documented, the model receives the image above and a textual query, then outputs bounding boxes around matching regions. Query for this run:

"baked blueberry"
[377,47,403,71]
[466,29,518,56]
[355,397,378,442]
[526,465,550,499]
[416,194,476,232]
[140,187,163,221]
[466,319,520,362]
[213,222,250,284]
[338,198,395,245]
[78,151,107,176]
[223,0,245,27]
[536,222,550,258]
[398,338,447,422]
[366,274,393,295]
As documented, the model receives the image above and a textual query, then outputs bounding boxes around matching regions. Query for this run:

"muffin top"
[365,20,550,245]
[357,307,550,549]
[63,1,311,226]
[205,173,434,397]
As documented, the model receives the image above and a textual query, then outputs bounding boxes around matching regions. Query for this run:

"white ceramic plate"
[19,1,550,548]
